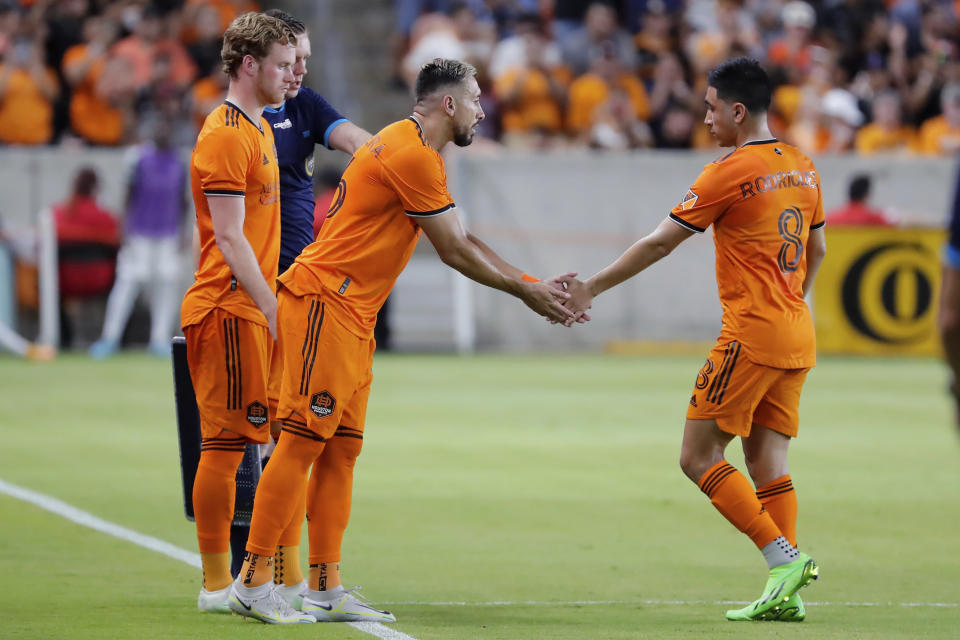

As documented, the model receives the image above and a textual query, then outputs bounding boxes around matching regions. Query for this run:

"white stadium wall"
[0,148,954,352]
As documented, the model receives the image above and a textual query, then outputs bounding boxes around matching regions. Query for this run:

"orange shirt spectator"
[186,0,260,33]
[766,1,817,81]
[63,44,130,145]
[854,122,916,154]
[0,39,59,145]
[567,45,650,136]
[567,70,650,134]
[495,65,571,134]
[111,7,196,91]
[916,83,960,155]
[917,115,960,155]
[190,70,228,132]
[855,90,916,154]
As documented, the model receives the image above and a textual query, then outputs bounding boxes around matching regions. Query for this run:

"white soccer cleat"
[228,582,315,624]
[197,585,231,614]
[276,579,307,610]
[302,585,397,623]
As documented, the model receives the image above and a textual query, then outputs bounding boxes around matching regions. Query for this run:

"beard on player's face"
[452,124,474,147]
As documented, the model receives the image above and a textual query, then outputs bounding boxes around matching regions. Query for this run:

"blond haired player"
[179,12,313,623]
[563,57,826,622]
[227,58,578,624]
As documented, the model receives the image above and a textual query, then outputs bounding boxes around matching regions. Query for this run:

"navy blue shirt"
[949,164,960,268]
[262,87,348,273]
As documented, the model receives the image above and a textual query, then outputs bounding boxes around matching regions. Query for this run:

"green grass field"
[2,352,959,639]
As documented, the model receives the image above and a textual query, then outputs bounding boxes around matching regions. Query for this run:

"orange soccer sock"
[193,443,245,589]
[245,431,325,560]
[698,461,783,550]
[306,432,363,574]
[309,561,342,592]
[275,482,307,586]
[756,474,798,548]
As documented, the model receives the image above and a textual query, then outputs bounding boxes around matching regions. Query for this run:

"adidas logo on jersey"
[273,119,293,129]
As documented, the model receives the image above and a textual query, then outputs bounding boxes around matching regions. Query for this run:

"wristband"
[520,273,540,283]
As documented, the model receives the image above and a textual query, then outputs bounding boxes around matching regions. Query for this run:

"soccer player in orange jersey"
[227,58,577,624]
[180,13,313,624]
[563,58,827,622]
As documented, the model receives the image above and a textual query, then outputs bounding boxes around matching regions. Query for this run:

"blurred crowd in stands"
[394,0,960,153]
[0,0,252,148]
[0,0,957,154]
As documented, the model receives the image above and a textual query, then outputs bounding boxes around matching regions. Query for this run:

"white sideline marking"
[348,621,420,639]
[380,598,960,608]
[0,478,416,640]
[0,478,202,568]
[2,476,956,639]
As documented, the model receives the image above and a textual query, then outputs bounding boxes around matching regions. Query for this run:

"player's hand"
[519,280,574,324]
[263,301,278,341]
[547,272,591,325]
[559,277,594,327]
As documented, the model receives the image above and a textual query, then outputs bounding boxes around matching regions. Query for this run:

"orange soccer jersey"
[670,139,824,369]
[279,117,455,335]
[182,101,281,330]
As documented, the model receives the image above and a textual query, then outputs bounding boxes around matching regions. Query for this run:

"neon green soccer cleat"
[725,552,818,621]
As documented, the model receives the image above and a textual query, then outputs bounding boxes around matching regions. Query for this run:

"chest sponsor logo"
[273,118,293,129]
[259,180,280,206]
[310,391,336,418]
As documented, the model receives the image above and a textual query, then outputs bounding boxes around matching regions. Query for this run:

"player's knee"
[742,450,762,482]
[333,433,363,466]
[678,449,703,483]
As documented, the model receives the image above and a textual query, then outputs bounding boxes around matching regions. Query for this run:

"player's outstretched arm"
[802,226,826,297]
[565,216,693,322]
[418,209,575,324]
[328,122,374,155]
[208,196,278,338]
[466,232,589,323]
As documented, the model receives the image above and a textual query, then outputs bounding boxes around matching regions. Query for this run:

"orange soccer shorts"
[686,340,809,437]
[274,288,375,443]
[183,308,273,443]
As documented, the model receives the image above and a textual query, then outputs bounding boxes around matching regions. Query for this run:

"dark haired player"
[242,9,373,612]
[227,58,577,624]
[563,58,826,621]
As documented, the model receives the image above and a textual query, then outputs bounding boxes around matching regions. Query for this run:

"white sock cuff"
[305,584,345,602]
[233,579,271,598]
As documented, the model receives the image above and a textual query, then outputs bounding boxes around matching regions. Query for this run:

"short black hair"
[707,57,772,115]
[415,58,477,103]
[849,174,871,202]
[263,8,307,35]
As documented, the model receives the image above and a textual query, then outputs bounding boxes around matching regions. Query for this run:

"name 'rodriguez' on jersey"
[669,139,825,370]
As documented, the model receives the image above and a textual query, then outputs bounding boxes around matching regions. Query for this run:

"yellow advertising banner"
[814,227,946,356]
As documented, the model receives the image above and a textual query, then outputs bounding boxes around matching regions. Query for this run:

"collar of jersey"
[740,138,778,147]
[264,102,286,114]
[223,100,264,133]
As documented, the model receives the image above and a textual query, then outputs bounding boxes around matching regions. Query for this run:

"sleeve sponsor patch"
[679,189,699,211]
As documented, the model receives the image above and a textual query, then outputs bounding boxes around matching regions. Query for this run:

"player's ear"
[442,93,456,117]
[733,102,747,124]
[240,53,258,76]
